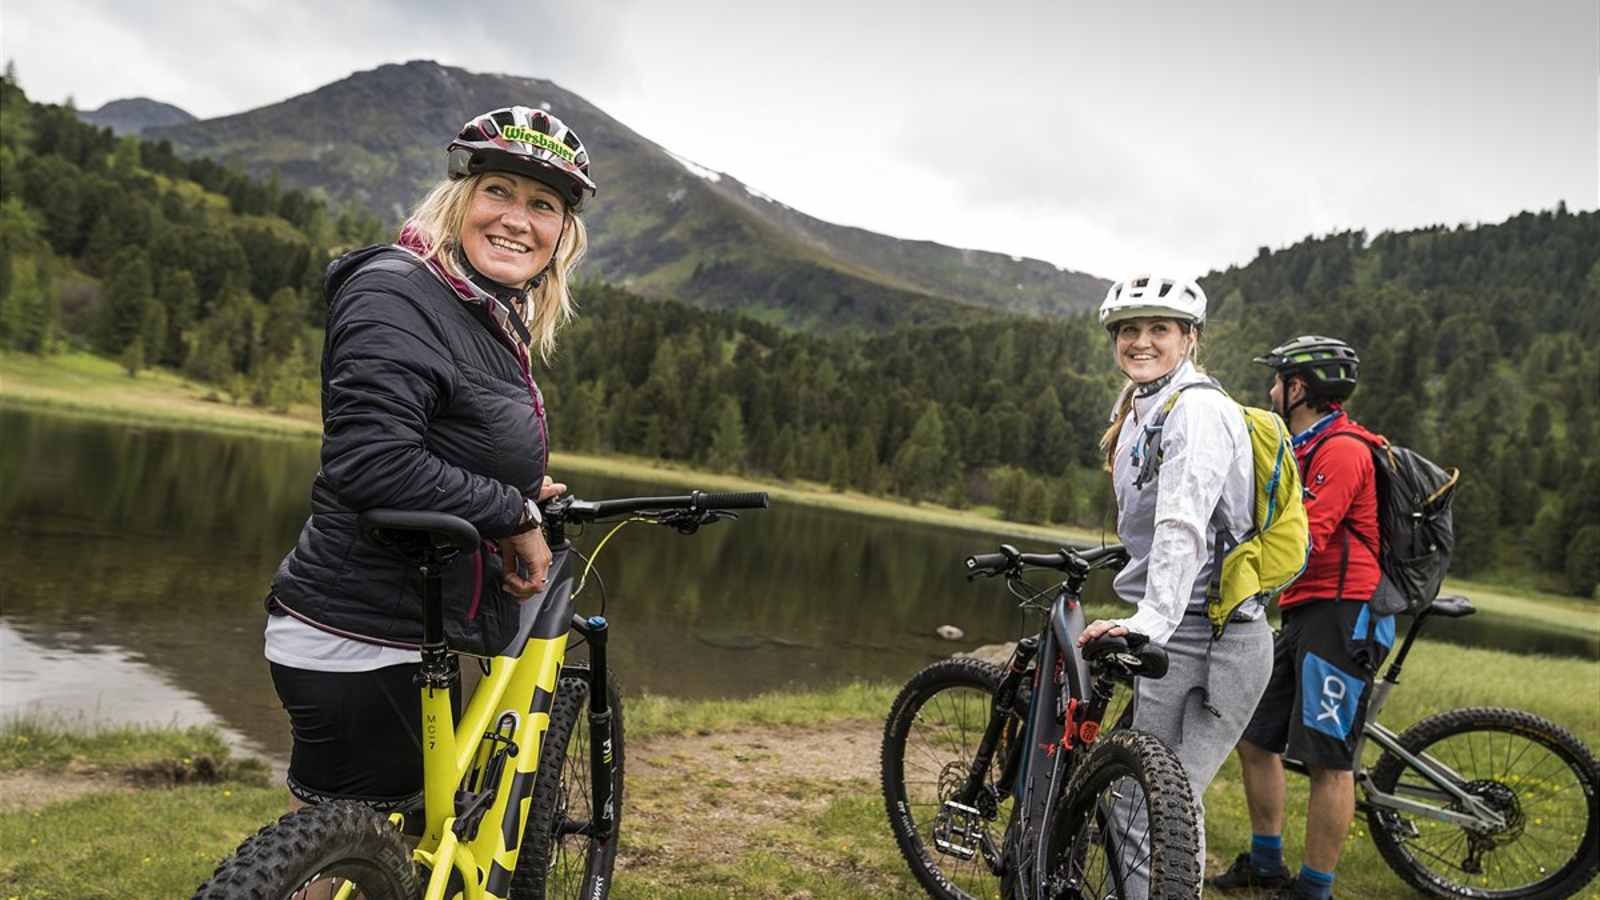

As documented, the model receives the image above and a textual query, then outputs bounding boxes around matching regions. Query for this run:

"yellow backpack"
[1134,381,1310,637]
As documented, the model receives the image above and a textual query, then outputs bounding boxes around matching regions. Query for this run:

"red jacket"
[1281,413,1382,609]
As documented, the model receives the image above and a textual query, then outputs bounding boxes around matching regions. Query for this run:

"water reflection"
[1,408,1594,758]
[0,621,260,756]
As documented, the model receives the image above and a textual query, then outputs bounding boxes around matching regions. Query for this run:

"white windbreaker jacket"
[1108,360,1257,645]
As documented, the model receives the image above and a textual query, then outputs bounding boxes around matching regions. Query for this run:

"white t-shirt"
[264,613,421,672]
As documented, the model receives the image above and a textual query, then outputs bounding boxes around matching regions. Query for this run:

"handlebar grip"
[697,491,770,510]
[965,552,1009,572]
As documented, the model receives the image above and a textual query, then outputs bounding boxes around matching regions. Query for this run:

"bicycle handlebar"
[964,542,1129,578]
[593,490,768,519]
[546,489,770,526]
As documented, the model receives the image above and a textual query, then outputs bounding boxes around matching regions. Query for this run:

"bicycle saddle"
[1426,595,1475,618]
[1082,632,1169,680]
[359,509,482,564]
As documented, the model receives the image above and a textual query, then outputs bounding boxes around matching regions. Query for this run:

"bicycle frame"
[1014,579,1113,895]
[354,491,763,900]
[400,542,607,900]
[952,545,1137,899]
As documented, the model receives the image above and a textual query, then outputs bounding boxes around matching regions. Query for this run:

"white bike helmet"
[1097,275,1207,331]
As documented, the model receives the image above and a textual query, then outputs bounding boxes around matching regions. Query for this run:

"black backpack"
[1304,432,1461,615]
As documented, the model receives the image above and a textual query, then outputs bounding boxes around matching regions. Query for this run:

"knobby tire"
[882,656,1013,900]
[1365,705,1600,899]
[1042,728,1200,900]
[509,666,624,900]
[192,800,417,900]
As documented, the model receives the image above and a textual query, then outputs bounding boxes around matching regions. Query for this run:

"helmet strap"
[1134,365,1182,396]
[456,248,525,305]
[1273,374,1301,422]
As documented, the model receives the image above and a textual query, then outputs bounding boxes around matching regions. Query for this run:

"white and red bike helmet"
[447,106,596,212]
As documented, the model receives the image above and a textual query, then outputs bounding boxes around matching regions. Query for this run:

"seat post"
[417,561,454,690]
[1381,609,1431,686]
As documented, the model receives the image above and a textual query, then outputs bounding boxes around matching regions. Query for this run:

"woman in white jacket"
[1078,275,1274,897]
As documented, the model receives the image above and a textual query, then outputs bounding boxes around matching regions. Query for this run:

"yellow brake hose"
[572,516,648,599]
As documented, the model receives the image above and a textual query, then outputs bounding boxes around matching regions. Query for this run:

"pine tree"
[708,396,746,472]
[1565,526,1600,597]
[261,287,303,361]
[892,401,948,504]
[157,269,199,366]
[850,428,880,491]
[100,247,153,354]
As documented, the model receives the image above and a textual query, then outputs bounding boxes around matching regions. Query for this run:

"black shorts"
[269,661,460,810]
[1240,600,1394,771]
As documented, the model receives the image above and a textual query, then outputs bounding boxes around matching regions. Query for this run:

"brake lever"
[659,508,738,535]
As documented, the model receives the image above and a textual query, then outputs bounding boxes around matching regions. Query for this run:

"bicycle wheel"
[1041,729,1199,900]
[1366,706,1600,899]
[509,667,624,900]
[193,800,418,899]
[882,657,1015,900]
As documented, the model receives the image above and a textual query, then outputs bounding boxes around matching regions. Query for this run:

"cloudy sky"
[4,0,1595,278]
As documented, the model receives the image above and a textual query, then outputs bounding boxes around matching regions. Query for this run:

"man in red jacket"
[1209,336,1393,900]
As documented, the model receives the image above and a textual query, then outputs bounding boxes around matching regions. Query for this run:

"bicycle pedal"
[933,800,984,860]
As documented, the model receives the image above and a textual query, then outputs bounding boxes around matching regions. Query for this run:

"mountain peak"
[78,97,196,136]
[143,62,1106,329]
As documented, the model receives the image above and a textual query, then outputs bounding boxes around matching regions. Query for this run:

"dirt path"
[0,769,133,812]
[622,720,900,894]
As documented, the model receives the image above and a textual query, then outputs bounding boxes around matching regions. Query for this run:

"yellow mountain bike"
[195,489,768,900]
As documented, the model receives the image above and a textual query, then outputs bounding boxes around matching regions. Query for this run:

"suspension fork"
[572,614,616,840]
[955,638,1040,806]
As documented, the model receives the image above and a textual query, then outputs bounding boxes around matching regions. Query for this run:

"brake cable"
[571,516,649,600]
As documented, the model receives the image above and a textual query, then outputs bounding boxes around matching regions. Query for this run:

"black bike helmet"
[1253,335,1360,403]
[446,106,596,212]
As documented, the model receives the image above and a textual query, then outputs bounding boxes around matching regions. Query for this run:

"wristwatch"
[509,496,542,535]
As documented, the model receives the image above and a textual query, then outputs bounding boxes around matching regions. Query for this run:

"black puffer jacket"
[270,245,547,655]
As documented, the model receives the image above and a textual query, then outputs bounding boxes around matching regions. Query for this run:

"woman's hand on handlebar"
[536,475,567,503]
[1078,618,1129,647]
[501,528,553,599]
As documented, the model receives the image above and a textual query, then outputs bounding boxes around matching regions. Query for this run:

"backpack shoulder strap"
[1134,379,1229,488]
[1301,429,1381,475]
[1302,429,1383,559]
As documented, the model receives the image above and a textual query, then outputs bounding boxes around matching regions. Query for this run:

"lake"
[2,406,1593,759]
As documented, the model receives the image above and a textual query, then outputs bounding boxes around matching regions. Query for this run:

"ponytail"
[1099,381,1137,472]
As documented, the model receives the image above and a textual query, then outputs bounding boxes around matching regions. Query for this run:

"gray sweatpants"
[1107,615,1273,898]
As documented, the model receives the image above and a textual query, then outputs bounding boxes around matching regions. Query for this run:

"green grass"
[0,784,287,899]
[0,350,321,438]
[628,681,899,742]
[0,714,245,772]
[0,716,283,900]
[1444,576,1600,634]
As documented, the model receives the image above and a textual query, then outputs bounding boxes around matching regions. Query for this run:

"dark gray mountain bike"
[882,543,1201,900]
[1285,594,1599,899]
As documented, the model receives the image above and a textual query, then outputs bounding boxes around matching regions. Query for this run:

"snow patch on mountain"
[668,152,721,183]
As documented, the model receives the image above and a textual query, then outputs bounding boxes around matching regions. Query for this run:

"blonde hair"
[1097,320,1203,471]
[403,174,588,363]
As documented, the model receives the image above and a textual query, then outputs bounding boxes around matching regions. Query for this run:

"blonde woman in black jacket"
[263,106,595,811]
